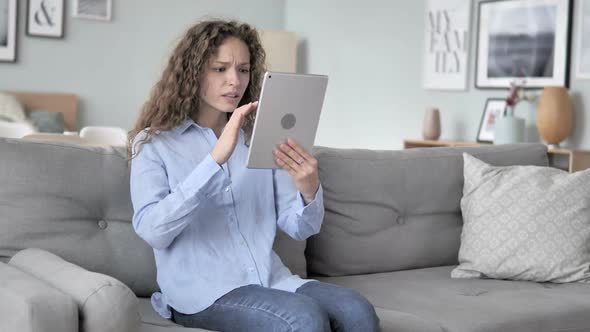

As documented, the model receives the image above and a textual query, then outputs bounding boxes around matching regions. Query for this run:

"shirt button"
[240,241,246,246]
[248,268,255,273]
[224,187,230,192]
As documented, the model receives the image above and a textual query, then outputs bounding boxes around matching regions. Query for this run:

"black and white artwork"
[0,0,16,62]
[27,0,65,38]
[476,0,573,88]
[423,0,472,90]
[73,0,112,21]
[577,0,590,78]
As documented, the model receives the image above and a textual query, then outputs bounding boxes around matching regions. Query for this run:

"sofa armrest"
[0,261,78,332]
[9,248,140,332]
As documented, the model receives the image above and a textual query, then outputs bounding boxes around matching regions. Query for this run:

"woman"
[129,19,379,332]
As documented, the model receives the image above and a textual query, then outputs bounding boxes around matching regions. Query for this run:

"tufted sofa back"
[0,138,306,297]
[307,143,549,277]
[0,138,158,296]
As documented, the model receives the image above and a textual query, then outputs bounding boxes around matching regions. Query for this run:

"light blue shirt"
[129,119,324,317]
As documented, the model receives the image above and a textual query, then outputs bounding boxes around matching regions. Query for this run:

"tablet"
[246,72,328,169]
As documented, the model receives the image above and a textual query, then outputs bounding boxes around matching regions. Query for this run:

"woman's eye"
[214,67,225,72]
[240,68,250,73]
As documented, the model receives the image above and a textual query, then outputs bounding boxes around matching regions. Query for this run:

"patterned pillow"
[452,153,590,283]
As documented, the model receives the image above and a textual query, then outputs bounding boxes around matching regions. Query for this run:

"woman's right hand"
[211,101,258,165]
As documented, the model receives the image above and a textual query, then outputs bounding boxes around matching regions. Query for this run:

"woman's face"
[199,36,251,114]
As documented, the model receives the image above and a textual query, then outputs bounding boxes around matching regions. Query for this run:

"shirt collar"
[175,118,206,135]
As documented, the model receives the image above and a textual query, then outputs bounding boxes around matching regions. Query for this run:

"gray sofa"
[1,137,589,332]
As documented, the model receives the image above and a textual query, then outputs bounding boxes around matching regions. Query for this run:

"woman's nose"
[227,69,239,86]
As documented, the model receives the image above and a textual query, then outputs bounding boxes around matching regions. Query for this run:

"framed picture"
[577,0,590,78]
[0,0,17,62]
[27,0,65,38]
[477,98,507,143]
[423,0,472,90]
[73,0,112,21]
[475,0,573,89]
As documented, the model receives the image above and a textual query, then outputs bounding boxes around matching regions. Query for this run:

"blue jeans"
[172,281,380,331]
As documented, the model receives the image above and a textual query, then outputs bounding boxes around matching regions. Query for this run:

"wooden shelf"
[403,139,590,173]
[404,139,483,148]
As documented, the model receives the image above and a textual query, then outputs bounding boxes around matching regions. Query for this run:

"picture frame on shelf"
[73,0,112,21]
[477,98,507,143]
[475,0,574,89]
[0,0,17,62]
[26,0,65,38]
[576,0,590,78]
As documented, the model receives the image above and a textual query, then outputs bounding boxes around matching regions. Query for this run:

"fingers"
[228,101,258,129]
[286,138,314,161]
[277,139,318,170]
[275,157,297,177]
[234,101,258,119]
[278,143,307,167]
[274,148,302,171]
[240,101,258,116]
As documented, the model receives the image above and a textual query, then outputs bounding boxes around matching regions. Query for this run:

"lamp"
[536,86,573,147]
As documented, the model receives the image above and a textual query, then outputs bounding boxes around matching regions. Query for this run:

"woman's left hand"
[274,138,320,204]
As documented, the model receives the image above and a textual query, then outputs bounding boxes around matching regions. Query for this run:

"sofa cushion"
[9,248,140,332]
[0,261,78,332]
[273,229,307,278]
[453,154,590,283]
[318,265,590,332]
[308,143,548,276]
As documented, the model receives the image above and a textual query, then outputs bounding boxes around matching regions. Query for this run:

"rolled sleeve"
[294,185,324,216]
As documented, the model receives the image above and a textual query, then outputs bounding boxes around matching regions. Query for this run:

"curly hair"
[128,19,266,158]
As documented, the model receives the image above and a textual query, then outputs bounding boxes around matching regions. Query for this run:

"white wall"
[287,0,590,150]
[0,0,285,130]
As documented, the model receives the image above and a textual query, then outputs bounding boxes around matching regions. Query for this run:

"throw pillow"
[452,153,590,283]
[28,110,65,133]
[0,92,26,122]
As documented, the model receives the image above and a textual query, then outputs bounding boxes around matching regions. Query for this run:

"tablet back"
[246,72,328,169]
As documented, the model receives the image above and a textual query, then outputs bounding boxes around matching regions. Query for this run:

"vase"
[494,110,525,144]
[536,87,573,147]
[513,101,539,142]
[422,107,441,140]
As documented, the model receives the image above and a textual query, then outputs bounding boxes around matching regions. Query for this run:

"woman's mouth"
[222,93,240,103]
[223,93,240,100]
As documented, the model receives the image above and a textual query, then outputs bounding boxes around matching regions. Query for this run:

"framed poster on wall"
[475,0,573,88]
[576,0,590,78]
[27,0,65,38]
[73,0,112,21]
[0,0,17,62]
[423,0,472,90]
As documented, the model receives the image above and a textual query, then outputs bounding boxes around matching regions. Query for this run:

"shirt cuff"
[294,184,324,216]
[177,153,231,201]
